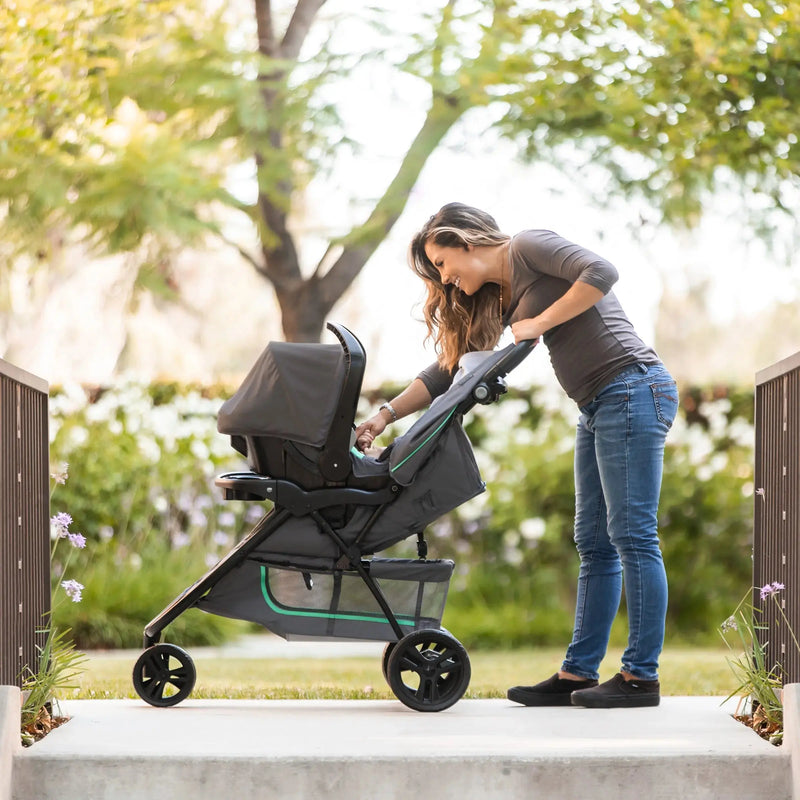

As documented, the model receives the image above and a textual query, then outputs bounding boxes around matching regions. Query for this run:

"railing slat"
[0,360,50,687]
[754,352,800,682]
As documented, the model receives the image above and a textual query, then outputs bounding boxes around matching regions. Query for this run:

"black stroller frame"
[133,323,535,712]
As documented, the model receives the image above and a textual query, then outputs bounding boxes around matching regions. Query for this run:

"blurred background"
[2,0,798,651]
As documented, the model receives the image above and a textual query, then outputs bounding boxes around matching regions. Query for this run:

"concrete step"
[11,697,791,800]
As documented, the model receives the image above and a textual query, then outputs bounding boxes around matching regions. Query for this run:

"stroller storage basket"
[198,557,454,642]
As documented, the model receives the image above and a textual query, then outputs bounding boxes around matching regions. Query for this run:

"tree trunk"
[275,279,331,343]
[250,1,466,343]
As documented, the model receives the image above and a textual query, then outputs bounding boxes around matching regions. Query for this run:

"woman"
[355,202,678,709]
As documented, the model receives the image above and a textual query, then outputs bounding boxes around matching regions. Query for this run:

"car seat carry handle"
[318,322,366,482]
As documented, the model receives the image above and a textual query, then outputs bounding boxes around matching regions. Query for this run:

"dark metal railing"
[753,350,800,683]
[0,358,50,687]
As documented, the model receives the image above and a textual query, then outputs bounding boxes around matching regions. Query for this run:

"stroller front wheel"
[133,643,196,707]
[386,629,470,712]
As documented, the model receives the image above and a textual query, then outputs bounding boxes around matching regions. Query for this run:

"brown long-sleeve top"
[417,229,661,408]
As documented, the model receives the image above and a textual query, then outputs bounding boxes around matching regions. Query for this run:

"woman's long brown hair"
[409,203,510,372]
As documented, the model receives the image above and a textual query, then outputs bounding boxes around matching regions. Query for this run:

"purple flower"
[50,512,73,538]
[721,616,738,633]
[61,579,84,603]
[67,532,87,549]
[760,582,786,600]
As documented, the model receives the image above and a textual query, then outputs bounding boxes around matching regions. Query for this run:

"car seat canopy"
[218,342,346,447]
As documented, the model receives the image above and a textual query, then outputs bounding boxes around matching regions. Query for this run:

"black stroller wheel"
[381,641,397,684]
[133,643,196,707]
[386,629,470,712]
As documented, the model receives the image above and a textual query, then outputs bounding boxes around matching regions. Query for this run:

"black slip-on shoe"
[507,673,599,707]
[570,672,660,708]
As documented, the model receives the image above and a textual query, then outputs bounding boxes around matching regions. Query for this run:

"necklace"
[499,247,506,325]
[499,280,503,325]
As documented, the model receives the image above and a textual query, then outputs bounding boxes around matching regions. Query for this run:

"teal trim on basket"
[393,408,457,471]
[260,566,415,626]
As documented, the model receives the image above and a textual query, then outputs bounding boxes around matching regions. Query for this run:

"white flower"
[171,532,191,549]
[152,495,169,514]
[213,531,231,547]
[217,511,236,528]
[520,517,547,541]
[50,463,69,484]
[99,525,115,541]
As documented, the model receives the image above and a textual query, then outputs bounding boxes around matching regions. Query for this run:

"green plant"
[20,627,87,746]
[55,545,248,649]
[720,582,800,744]
[19,464,88,745]
[45,379,759,651]
[48,382,257,648]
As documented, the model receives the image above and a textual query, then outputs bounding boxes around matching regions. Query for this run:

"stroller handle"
[489,338,538,378]
[464,338,537,408]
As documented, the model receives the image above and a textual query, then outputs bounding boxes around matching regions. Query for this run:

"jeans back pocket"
[651,381,678,428]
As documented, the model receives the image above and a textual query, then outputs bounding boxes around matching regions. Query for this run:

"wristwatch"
[379,402,398,422]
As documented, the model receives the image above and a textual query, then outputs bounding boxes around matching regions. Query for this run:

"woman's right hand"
[354,414,387,451]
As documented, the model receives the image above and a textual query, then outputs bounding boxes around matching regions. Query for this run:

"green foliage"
[20,626,88,745]
[54,546,248,650]
[48,381,258,648]
[0,0,247,264]
[49,378,757,651]
[499,0,800,226]
[404,383,756,648]
[719,585,800,743]
[3,1,798,343]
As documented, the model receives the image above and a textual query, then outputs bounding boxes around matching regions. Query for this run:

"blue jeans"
[560,363,678,681]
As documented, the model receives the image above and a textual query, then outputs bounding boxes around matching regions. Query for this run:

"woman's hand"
[354,414,387,451]
[510,317,544,344]
[511,282,605,344]
[353,379,433,451]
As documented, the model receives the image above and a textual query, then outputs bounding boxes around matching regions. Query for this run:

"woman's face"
[424,240,489,296]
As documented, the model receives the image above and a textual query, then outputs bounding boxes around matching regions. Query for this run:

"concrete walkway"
[6,694,792,800]
[3,636,797,800]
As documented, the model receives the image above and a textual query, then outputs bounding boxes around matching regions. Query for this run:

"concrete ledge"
[13,698,791,800]
[0,686,20,800]
[782,683,800,799]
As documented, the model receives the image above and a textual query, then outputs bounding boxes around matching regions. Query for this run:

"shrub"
[49,379,755,650]
[49,381,255,647]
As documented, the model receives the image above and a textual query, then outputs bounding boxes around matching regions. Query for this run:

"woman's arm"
[510,281,605,343]
[355,378,432,450]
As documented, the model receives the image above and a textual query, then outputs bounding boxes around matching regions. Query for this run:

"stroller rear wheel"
[386,629,470,712]
[133,643,196,707]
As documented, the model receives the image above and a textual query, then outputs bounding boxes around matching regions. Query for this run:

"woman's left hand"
[354,414,387,451]
[510,317,544,344]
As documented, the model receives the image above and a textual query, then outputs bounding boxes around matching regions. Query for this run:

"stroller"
[132,323,535,712]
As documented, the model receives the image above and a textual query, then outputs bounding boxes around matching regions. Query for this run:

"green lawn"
[71,644,738,701]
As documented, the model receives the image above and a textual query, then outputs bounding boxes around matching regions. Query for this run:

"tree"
[497,0,800,226]
[1,0,798,343]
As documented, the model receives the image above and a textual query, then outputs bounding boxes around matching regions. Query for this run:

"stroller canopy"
[218,342,346,447]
